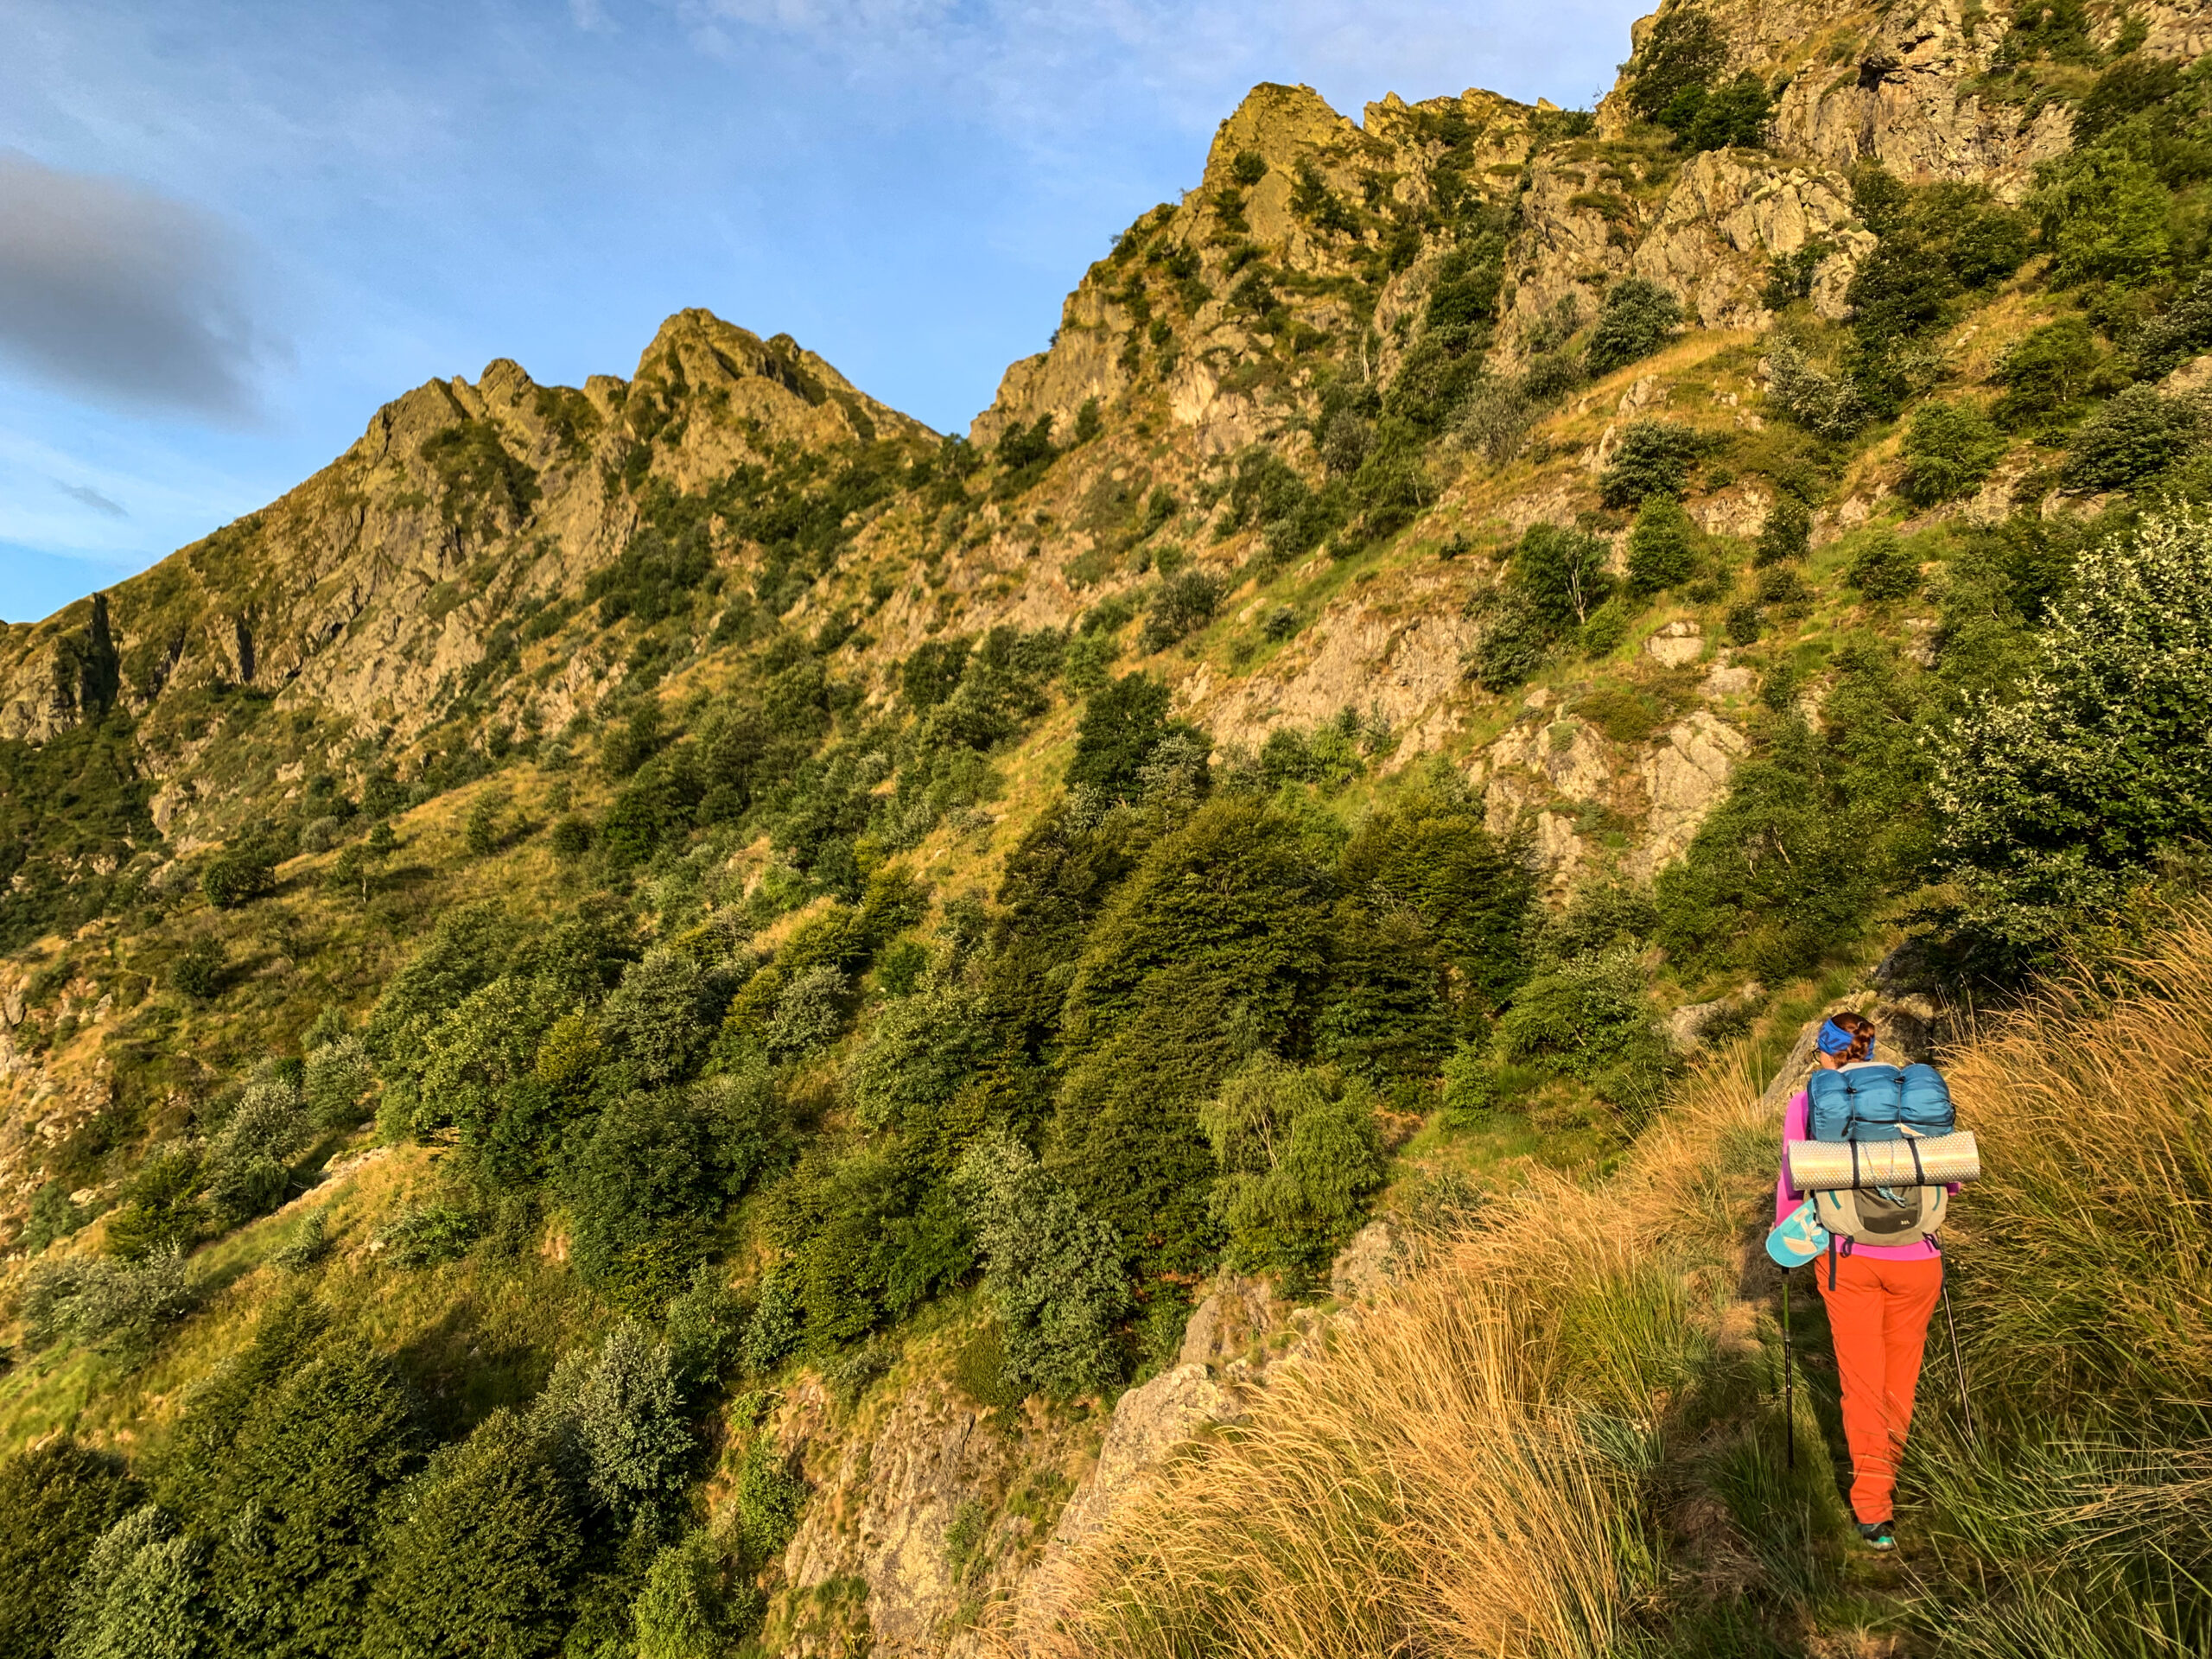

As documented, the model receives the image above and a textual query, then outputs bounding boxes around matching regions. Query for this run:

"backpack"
[1801,1062,1955,1271]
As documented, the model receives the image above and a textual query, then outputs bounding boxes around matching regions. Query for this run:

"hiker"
[1774,1011,1953,1552]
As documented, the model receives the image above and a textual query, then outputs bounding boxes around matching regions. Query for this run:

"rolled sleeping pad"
[1787,1130,1980,1192]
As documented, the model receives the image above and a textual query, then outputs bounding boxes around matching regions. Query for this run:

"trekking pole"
[1783,1273,1795,1471]
[1941,1280,1976,1446]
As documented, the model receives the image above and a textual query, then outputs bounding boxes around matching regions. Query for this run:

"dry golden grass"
[1942,909,2212,1421]
[1013,1052,1776,1659]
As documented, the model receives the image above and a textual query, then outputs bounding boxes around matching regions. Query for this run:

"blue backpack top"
[1806,1062,1955,1142]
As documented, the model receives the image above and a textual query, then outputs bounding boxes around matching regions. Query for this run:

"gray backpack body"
[1811,1173,1949,1249]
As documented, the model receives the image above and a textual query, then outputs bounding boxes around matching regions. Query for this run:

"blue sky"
[0,0,1649,625]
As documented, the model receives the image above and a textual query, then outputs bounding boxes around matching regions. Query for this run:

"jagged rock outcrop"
[0,312,928,762]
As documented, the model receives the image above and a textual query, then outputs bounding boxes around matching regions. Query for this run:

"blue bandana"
[1816,1018,1864,1058]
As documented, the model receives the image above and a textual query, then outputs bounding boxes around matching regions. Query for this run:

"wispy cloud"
[0,149,281,421]
[674,0,1631,138]
[54,479,126,517]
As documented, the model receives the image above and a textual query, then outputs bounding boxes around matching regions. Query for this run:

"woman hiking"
[1774,1011,1948,1551]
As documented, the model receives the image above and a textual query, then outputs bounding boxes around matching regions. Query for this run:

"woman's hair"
[1827,1010,1876,1063]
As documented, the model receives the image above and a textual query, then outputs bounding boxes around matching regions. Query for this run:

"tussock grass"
[1026,909,2212,1656]
[1941,915,2212,1420]
[1015,1055,1775,1659]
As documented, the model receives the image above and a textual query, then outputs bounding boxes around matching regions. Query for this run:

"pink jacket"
[1775,1088,1948,1262]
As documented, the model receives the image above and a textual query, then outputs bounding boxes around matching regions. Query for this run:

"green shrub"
[1440,1042,1495,1122]
[195,1338,424,1655]
[662,1265,748,1388]
[997,414,1058,474]
[1141,569,1223,653]
[953,1135,1131,1399]
[1424,245,1505,331]
[464,792,504,857]
[1671,72,1775,152]
[22,1247,191,1357]
[2062,385,2207,492]
[1628,6,1727,126]
[1047,797,1332,1274]
[566,1077,777,1302]
[1847,531,1922,600]
[170,936,225,1001]
[900,638,970,711]
[599,946,715,1085]
[2073,48,2186,142]
[1580,598,1633,655]
[376,1201,480,1268]
[1468,590,1553,691]
[1496,950,1673,1114]
[733,1439,808,1563]
[635,1528,753,1656]
[1756,565,1812,608]
[1600,420,1702,506]
[1726,601,1764,645]
[1995,0,2098,66]
[20,1178,89,1255]
[2135,272,2212,380]
[1323,780,1535,1044]
[1067,673,1184,801]
[1657,652,1928,980]
[1586,280,1683,377]
[531,1323,694,1522]
[200,845,276,909]
[736,1274,801,1374]
[1847,175,2030,341]
[1757,495,1810,566]
[303,1033,376,1130]
[1993,317,2103,430]
[2030,149,2171,288]
[57,1504,212,1659]
[1515,523,1615,628]
[1763,336,1866,438]
[1198,1057,1383,1275]
[847,982,990,1158]
[202,1076,310,1226]
[1626,497,1698,594]
[1901,401,2007,506]
[766,1146,969,1346]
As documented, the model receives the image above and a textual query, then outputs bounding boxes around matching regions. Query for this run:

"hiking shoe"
[1856,1520,1896,1551]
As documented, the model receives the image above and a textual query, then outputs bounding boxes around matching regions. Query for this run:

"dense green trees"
[1933,512,2212,962]
[365,1411,580,1659]
[0,1442,142,1657]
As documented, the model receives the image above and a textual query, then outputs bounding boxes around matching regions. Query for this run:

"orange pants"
[1817,1250,1944,1523]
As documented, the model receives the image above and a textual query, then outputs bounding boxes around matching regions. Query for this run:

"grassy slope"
[1027,911,2212,1658]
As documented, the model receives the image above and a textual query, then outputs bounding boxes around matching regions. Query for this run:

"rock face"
[780,1382,1008,1657]
[1636,711,1751,876]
